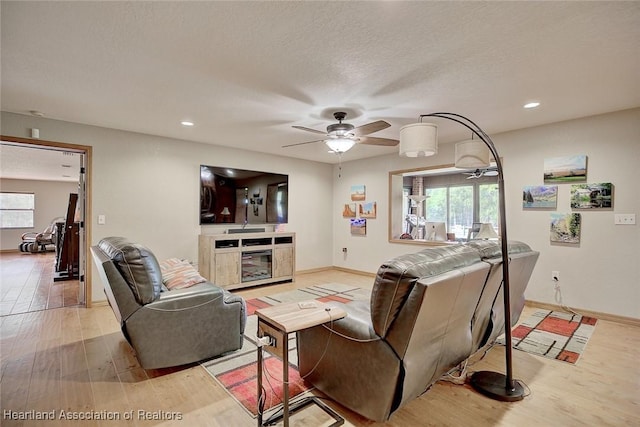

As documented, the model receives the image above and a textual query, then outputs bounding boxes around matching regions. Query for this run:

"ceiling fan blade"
[353,120,391,136]
[282,139,325,148]
[484,170,499,176]
[292,125,326,135]
[358,136,399,146]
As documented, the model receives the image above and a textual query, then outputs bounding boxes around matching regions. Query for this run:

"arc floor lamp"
[399,112,525,402]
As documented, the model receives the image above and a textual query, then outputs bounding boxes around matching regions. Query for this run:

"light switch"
[614,214,636,225]
[98,215,106,225]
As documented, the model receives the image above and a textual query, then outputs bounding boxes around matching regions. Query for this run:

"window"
[0,192,35,229]
[390,164,500,244]
[479,184,499,229]
[424,183,499,239]
[448,185,474,239]
[425,187,447,222]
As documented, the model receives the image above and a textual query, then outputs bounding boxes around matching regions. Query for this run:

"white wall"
[3,109,638,318]
[0,178,78,251]
[1,112,334,303]
[333,109,640,319]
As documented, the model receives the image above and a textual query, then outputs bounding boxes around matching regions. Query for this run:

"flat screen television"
[200,165,288,225]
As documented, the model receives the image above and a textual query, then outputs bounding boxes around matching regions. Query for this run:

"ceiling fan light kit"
[398,122,438,157]
[455,139,491,168]
[325,137,356,154]
[286,111,398,153]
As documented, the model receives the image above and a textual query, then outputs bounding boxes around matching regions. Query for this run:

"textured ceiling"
[1,1,639,176]
[0,143,81,183]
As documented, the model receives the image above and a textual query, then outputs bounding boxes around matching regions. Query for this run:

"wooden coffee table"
[255,300,346,427]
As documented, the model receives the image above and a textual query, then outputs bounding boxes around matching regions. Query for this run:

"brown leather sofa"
[91,237,246,369]
[296,240,538,421]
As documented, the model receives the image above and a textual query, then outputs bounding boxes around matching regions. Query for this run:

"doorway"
[0,136,92,316]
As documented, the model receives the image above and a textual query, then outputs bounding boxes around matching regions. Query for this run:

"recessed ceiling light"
[523,102,540,109]
[181,120,194,126]
[29,110,45,117]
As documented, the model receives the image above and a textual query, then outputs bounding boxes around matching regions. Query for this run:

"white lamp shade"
[325,137,356,153]
[407,194,429,203]
[221,207,231,215]
[399,123,438,157]
[475,223,499,239]
[455,139,491,168]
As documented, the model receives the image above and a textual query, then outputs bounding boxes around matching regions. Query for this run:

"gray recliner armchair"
[91,236,246,369]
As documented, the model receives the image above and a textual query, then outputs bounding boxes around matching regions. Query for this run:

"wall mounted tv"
[200,165,288,225]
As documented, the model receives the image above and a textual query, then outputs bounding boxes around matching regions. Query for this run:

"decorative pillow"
[159,258,207,290]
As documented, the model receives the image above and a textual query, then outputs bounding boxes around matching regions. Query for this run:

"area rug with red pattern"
[505,309,598,364]
[201,283,369,418]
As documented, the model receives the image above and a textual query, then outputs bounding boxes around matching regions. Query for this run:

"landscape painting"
[550,213,581,244]
[350,218,366,236]
[544,155,587,183]
[350,185,366,201]
[570,183,613,209]
[360,202,377,218]
[523,185,558,209]
[342,203,356,218]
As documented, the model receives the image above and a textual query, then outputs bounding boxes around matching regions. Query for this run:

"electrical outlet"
[258,322,284,359]
[342,247,347,253]
[552,271,560,281]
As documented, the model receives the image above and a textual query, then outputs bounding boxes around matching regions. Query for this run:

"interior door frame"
[1,135,93,307]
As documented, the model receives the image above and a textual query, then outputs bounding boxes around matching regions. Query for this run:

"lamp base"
[470,371,525,402]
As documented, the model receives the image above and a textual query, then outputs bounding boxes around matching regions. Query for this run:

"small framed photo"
[359,202,377,218]
[342,203,356,218]
[350,218,366,236]
[350,184,366,201]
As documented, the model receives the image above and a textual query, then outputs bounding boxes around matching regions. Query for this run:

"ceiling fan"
[463,168,499,179]
[283,112,399,154]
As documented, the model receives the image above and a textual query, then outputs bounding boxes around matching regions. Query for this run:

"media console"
[198,232,295,290]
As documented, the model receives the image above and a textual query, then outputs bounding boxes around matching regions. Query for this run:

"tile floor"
[0,251,80,316]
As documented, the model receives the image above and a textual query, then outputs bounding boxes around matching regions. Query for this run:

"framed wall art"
[342,203,356,218]
[570,183,613,209]
[523,185,558,209]
[350,218,366,236]
[550,212,581,244]
[543,155,587,183]
[350,185,366,201]
[359,201,377,218]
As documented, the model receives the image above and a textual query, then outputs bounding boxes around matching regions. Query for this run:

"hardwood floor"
[1,269,638,426]
[0,252,79,316]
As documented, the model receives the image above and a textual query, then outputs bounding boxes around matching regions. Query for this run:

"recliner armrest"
[150,282,227,310]
[148,282,247,334]
[323,300,379,341]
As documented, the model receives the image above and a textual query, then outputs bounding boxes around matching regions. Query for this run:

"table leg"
[282,331,289,427]
[257,327,263,427]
